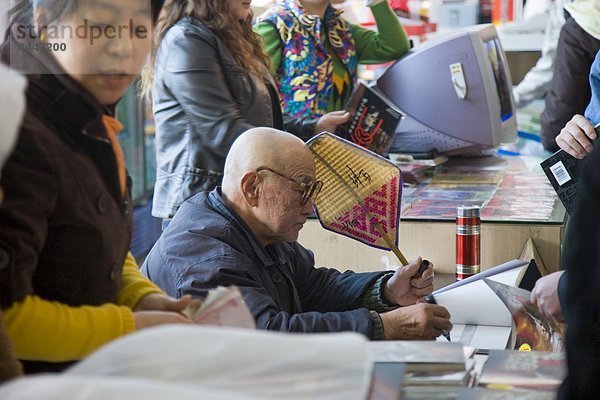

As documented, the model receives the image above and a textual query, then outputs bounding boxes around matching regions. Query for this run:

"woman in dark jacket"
[0,0,192,374]
[141,0,349,221]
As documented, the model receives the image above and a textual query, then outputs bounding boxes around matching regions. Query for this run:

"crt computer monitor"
[376,24,517,156]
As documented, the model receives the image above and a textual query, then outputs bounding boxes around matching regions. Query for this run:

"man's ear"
[240,171,260,207]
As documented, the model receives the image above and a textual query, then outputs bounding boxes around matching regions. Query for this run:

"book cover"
[335,83,402,157]
[478,349,566,392]
[540,149,580,215]
[483,279,565,352]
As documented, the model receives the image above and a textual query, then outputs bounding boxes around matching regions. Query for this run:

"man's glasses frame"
[255,167,323,205]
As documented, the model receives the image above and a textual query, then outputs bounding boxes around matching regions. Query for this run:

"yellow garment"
[565,0,600,40]
[102,115,127,197]
[118,252,163,309]
[2,252,162,362]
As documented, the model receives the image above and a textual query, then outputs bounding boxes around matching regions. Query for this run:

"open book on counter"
[432,259,557,351]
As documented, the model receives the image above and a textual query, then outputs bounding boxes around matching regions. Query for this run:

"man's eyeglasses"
[255,167,323,206]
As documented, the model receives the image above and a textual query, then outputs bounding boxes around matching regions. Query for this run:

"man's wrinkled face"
[254,158,319,244]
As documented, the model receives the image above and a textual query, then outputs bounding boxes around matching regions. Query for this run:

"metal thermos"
[456,205,480,280]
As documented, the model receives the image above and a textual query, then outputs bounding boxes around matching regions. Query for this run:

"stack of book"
[474,349,566,396]
[368,341,476,399]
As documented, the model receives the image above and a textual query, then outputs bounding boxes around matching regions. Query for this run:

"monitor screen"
[376,24,517,156]
[484,37,512,122]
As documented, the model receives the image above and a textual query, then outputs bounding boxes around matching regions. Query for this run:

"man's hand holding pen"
[383,257,435,306]
[379,257,453,341]
[424,294,452,342]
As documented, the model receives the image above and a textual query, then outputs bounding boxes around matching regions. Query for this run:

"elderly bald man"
[142,128,451,340]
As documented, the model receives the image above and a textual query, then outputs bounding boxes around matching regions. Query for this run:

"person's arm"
[160,28,255,157]
[512,2,564,107]
[540,18,600,152]
[174,247,379,337]
[281,114,319,141]
[117,252,163,308]
[363,272,397,313]
[119,252,195,326]
[2,253,190,363]
[584,50,600,125]
[254,21,283,77]
[362,257,434,312]
[351,0,410,64]
[3,295,135,362]
[290,244,385,312]
[530,270,565,322]
[555,114,597,159]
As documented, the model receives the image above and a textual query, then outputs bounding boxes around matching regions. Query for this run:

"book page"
[434,259,529,295]
[484,280,565,351]
[437,324,512,351]
[433,261,529,327]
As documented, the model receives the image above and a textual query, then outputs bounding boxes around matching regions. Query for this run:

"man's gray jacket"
[141,189,386,337]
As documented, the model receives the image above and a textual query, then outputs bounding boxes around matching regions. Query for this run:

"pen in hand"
[412,259,430,278]
[424,293,451,342]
